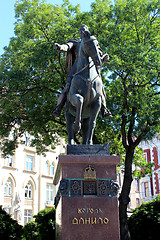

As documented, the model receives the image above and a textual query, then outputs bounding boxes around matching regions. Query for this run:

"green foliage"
[0,0,160,160]
[0,0,83,155]
[128,195,160,240]
[0,206,23,240]
[91,0,160,146]
[22,207,55,240]
[33,207,55,240]
[23,221,38,240]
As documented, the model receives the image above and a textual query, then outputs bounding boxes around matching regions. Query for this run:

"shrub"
[34,207,55,240]
[128,195,160,240]
[23,221,39,240]
[0,206,23,240]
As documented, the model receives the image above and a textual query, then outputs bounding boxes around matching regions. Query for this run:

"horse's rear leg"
[88,97,101,145]
[69,94,84,133]
[65,111,75,145]
[82,118,90,144]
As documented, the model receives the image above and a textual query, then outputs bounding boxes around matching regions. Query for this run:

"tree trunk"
[119,147,134,240]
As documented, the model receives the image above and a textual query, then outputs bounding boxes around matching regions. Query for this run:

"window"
[117,173,121,187]
[26,156,33,171]
[143,152,148,162]
[46,184,54,201]
[25,132,29,145]
[24,210,32,225]
[50,163,54,175]
[25,182,32,199]
[5,155,13,167]
[4,179,12,196]
[144,182,149,197]
[45,161,49,175]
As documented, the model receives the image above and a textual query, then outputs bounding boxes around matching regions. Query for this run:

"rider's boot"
[53,79,71,117]
[52,105,62,117]
[52,94,67,117]
[101,104,113,118]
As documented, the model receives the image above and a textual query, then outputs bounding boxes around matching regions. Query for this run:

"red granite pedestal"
[54,146,120,240]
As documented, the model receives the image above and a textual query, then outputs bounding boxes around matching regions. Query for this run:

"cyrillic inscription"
[72,207,109,225]
[72,217,109,225]
[77,208,103,214]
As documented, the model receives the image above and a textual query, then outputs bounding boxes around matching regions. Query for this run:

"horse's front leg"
[82,118,90,144]
[65,111,75,145]
[69,93,84,133]
[87,97,101,145]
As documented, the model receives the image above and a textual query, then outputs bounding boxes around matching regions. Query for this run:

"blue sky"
[0,0,94,56]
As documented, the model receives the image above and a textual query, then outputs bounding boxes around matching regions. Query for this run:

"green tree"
[23,221,39,240]
[0,206,23,240]
[33,207,55,240]
[90,0,160,239]
[22,207,55,240]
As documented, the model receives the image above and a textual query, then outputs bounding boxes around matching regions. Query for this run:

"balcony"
[46,201,54,207]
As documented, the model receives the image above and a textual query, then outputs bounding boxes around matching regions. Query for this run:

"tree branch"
[17,87,59,97]
[134,14,141,43]
[58,52,67,76]
[37,22,50,42]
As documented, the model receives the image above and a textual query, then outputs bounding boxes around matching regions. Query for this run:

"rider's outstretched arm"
[53,43,69,52]
[53,42,74,52]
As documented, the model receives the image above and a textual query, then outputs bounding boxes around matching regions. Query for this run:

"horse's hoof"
[70,139,74,145]
[68,138,74,145]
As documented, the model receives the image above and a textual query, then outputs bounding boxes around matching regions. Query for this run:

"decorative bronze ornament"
[54,178,120,207]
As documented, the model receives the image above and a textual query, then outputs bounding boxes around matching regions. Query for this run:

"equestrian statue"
[53,24,112,145]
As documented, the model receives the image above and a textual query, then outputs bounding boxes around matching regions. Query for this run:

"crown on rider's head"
[79,24,89,30]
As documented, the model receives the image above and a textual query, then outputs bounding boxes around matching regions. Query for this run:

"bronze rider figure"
[53,24,112,118]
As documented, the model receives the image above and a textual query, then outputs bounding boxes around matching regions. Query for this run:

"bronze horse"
[65,33,104,145]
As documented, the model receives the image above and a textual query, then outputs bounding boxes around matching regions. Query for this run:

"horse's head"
[82,34,102,69]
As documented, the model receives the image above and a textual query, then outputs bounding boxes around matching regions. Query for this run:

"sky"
[0,0,94,56]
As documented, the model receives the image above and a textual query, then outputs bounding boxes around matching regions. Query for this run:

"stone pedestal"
[54,145,120,240]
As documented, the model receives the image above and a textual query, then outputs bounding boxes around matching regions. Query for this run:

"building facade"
[139,136,160,202]
[118,135,160,213]
[0,135,65,226]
